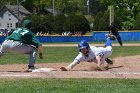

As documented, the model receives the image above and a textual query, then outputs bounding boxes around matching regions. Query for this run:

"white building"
[0,5,31,31]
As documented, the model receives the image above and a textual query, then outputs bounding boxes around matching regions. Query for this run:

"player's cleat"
[27,65,36,72]
[105,34,116,40]
[105,58,113,65]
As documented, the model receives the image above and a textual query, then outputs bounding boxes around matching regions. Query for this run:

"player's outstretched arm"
[60,60,80,71]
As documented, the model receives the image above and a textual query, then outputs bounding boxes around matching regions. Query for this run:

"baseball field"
[0,43,140,93]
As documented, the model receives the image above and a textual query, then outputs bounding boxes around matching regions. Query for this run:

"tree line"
[1,0,140,34]
[24,14,90,35]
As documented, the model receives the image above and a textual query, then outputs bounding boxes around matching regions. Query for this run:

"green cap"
[22,20,32,28]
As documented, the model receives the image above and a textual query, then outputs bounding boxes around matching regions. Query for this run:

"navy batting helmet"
[78,40,89,51]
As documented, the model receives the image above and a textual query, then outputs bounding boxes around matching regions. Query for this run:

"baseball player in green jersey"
[0,19,43,72]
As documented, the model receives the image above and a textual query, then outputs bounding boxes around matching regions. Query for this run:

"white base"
[32,68,57,72]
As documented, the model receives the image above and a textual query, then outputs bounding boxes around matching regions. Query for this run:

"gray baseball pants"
[0,40,37,67]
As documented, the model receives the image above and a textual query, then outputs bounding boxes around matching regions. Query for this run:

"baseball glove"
[60,67,68,71]
[39,53,43,59]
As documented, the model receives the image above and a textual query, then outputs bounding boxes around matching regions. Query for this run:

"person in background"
[109,22,123,46]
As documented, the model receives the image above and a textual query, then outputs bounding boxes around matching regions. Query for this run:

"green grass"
[0,78,140,93]
[0,46,140,64]
[111,46,140,58]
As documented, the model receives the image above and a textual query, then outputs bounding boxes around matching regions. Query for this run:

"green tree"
[100,11,109,30]
[134,15,140,30]
[99,0,140,30]
[64,14,90,34]
[93,11,110,31]
[0,0,16,5]
[53,14,66,34]
[93,12,103,31]
[24,14,54,34]
[22,0,35,13]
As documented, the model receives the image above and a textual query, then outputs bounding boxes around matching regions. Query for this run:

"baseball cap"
[22,19,32,27]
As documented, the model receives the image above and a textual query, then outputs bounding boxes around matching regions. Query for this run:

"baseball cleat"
[27,65,36,72]
[105,58,113,65]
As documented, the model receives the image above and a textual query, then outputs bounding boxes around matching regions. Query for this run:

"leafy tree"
[0,0,16,5]
[99,0,140,30]
[99,11,109,30]
[64,14,90,35]
[53,14,66,34]
[2,0,140,30]
[93,12,104,31]
[134,15,140,30]
[22,0,35,13]
[24,14,54,34]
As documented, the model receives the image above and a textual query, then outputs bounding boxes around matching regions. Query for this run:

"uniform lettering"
[13,28,29,35]
[20,30,29,35]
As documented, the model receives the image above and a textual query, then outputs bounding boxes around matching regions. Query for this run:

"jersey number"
[20,30,29,35]
[14,28,29,35]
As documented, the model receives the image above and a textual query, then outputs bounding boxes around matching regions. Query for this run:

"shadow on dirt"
[108,65,123,69]
[0,71,29,73]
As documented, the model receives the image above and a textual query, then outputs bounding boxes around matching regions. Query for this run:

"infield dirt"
[0,55,139,79]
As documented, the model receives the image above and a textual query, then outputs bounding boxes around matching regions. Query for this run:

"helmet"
[78,40,89,51]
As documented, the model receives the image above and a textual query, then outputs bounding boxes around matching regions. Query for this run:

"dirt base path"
[0,55,140,79]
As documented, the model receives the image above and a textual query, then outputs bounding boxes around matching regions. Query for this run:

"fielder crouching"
[0,19,43,72]
[60,34,115,71]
